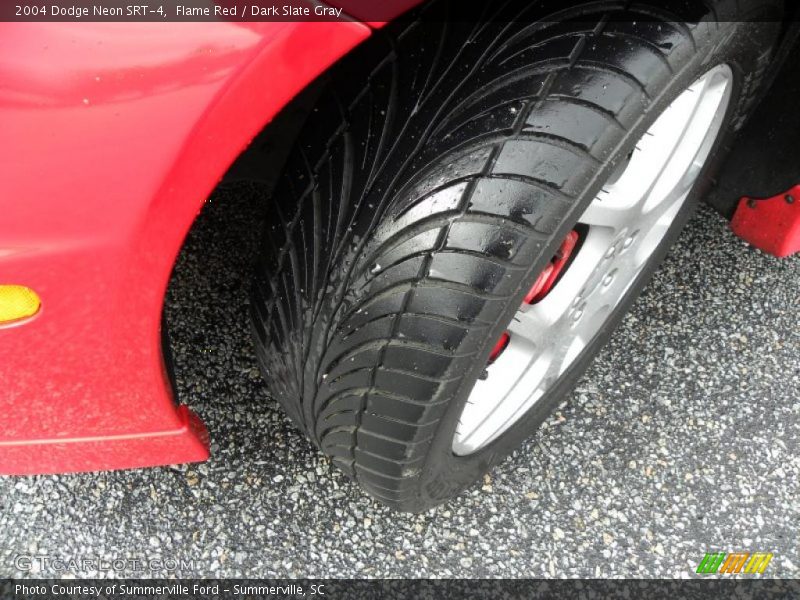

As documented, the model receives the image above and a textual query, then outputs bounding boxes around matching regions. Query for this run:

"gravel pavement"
[1,182,798,578]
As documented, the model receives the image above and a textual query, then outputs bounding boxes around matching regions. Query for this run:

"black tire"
[251,0,781,511]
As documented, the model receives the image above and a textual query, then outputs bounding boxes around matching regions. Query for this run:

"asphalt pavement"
[1,182,798,578]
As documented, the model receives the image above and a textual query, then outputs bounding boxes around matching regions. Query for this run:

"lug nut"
[623,232,638,249]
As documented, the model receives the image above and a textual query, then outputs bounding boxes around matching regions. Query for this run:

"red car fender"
[0,19,371,474]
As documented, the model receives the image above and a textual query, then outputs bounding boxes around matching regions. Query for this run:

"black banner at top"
[1,0,794,22]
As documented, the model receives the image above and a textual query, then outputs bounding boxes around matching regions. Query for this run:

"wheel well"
[160,38,355,406]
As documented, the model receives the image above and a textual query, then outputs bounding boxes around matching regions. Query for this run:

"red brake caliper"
[488,332,510,364]
[523,230,580,304]
[488,230,580,364]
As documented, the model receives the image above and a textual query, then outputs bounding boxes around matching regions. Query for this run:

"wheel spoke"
[555,328,588,378]
[455,349,550,454]
[508,300,561,344]
[644,73,720,214]
[580,193,637,230]
[634,188,686,267]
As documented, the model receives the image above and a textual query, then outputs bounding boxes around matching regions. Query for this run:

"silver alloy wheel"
[453,64,734,456]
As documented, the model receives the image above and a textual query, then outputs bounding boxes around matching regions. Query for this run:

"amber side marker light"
[0,285,41,325]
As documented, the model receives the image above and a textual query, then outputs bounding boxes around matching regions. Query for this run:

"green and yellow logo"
[696,552,773,575]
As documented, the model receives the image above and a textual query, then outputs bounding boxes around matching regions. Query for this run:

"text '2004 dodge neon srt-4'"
[2,0,799,511]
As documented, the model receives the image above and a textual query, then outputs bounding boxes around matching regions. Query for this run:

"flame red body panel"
[0,19,377,474]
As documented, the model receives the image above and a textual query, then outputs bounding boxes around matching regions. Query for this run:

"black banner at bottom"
[2,579,799,600]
